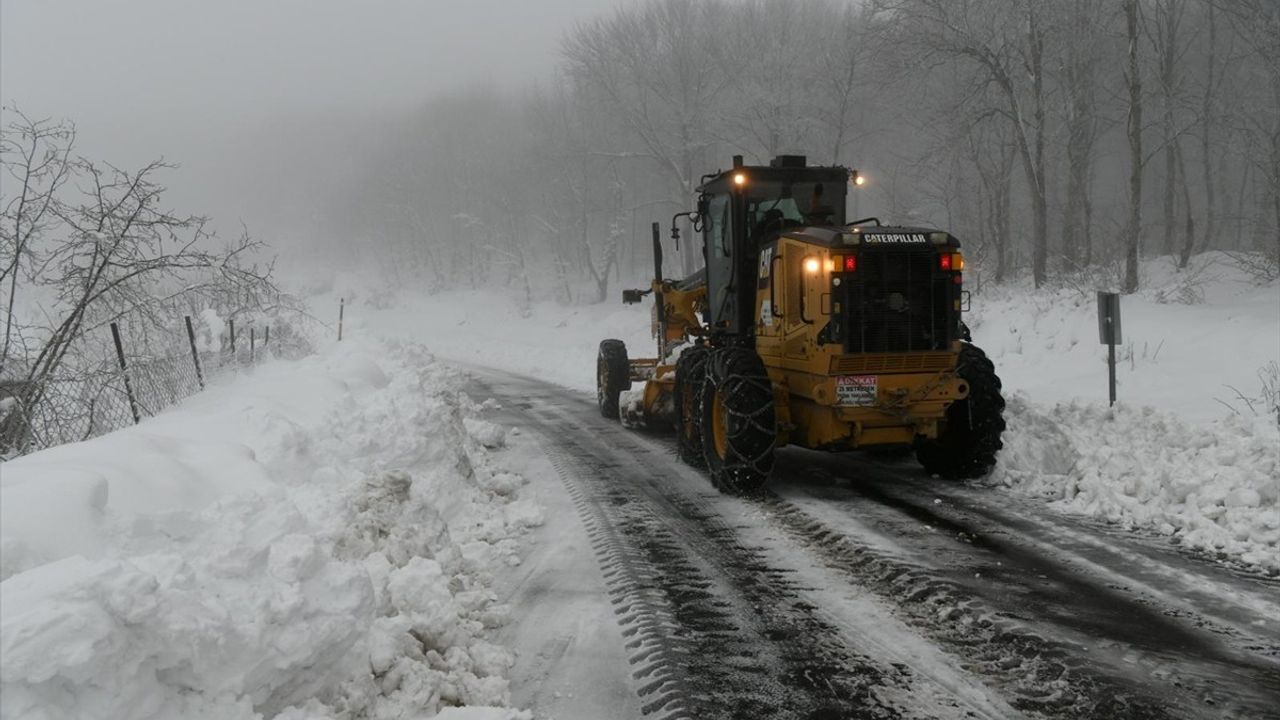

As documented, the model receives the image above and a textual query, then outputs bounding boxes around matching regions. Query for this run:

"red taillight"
[939,254,952,271]
[844,255,857,272]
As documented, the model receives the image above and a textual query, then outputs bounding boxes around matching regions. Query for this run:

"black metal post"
[338,298,345,341]
[250,327,256,363]
[229,318,237,354]
[264,325,270,347]
[1108,339,1117,407]
[184,315,205,390]
[651,222,667,358]
[110,322,142,424]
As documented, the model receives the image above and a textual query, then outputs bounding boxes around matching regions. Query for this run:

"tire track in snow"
[529,403,903,720]
[465,366,1278,719]
[763,460,1280,719]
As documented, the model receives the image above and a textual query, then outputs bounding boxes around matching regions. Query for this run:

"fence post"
[338,298,345,341]
[264,325,270,348]
[250,327,256,363]
[110,322,142,424]
[229,318,237,355]
[185,316,205,390]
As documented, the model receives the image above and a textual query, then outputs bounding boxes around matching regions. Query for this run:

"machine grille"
[844,250,950,353]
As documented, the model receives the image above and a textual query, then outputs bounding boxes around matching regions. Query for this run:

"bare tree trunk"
[1124,0,1144,293]
[1028,3,1048,286]
[1160,8,1179,258]
[1083,169,1095,266]
[1176,143,1197,268]
[1200,3,1218,256]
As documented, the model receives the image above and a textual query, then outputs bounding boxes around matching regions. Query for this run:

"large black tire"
[597,339,630,420]
[700,347,777,494]
[673,345,710,467]
[916,343,1006,479]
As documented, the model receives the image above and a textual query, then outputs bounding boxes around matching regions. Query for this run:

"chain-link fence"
[1,310,322,457]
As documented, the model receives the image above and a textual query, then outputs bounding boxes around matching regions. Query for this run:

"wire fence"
[1,311,321,458]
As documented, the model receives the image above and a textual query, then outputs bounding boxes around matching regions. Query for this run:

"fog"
[1,0,620,253]
[4,0,1278,298]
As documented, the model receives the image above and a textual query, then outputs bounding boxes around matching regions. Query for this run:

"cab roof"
[697,155,850,194]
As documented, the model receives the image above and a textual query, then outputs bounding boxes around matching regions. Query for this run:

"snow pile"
[988,395,1280,571]
[0,339,540,719]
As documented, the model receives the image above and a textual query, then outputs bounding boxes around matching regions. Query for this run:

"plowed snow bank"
[988,396,1280,571]
[0,340,538,719]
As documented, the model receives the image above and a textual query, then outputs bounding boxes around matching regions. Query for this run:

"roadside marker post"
[184,315,205,390]
[1097,292,1122,407]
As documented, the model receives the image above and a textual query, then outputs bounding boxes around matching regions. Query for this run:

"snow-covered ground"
[969,257,1279,572]
[1,339,540,720]
[326,253,1279,572]
[2,253,1274,719]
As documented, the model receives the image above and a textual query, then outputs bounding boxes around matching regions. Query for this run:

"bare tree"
[1216,0,1280,278]
[1057,0,1111,269]
[562,0,728,275]
[1145,0,1194,259]
[1,110,76,369]
[888,0,1055,287]
[1124,0,1145,292]
[1,111,277,451]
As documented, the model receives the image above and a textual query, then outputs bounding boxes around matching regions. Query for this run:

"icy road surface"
[467,366,1280,720]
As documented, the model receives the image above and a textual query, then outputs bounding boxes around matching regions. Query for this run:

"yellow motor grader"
[597,155,1005,493]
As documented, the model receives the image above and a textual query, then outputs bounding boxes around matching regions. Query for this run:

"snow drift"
[987,395,1279,571]
[0,339,540,719]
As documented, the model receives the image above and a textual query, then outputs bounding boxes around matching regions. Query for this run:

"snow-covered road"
[467,366,1280,720]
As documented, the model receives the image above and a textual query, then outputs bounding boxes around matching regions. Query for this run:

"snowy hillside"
[323,254,1279,572]
[1,340,540,719]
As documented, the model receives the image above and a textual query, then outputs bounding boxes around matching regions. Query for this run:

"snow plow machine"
[596,155,1006,493]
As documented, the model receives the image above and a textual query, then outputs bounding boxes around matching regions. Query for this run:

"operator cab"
[697,155,851,337]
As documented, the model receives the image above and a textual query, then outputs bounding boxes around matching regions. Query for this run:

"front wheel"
[674,345,710,467]
[597,339,630,420]
[700,347,776,494]
[916,342,1006,479]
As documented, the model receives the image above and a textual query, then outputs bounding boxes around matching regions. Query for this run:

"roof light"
[733,172,746,186]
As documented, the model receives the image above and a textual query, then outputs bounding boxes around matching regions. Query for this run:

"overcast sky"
[1,0,617,247]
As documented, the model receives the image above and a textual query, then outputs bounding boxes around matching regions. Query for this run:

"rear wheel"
[597,339,630,420]
[700,347,776,494]
[916,342,1005,479]
[673,345,710,467]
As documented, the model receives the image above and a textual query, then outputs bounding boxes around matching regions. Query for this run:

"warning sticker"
[836,376,878,406]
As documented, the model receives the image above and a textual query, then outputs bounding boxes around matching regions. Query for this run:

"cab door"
[782,238,813,361]
[703,193,735,332]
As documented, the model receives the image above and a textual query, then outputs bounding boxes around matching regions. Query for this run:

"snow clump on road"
[0,339,539,719]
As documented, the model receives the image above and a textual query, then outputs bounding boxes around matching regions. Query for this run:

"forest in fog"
[326,0,1280,302]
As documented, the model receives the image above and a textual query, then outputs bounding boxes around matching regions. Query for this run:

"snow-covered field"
[1,339,539,720]
[327,253,1279,572]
